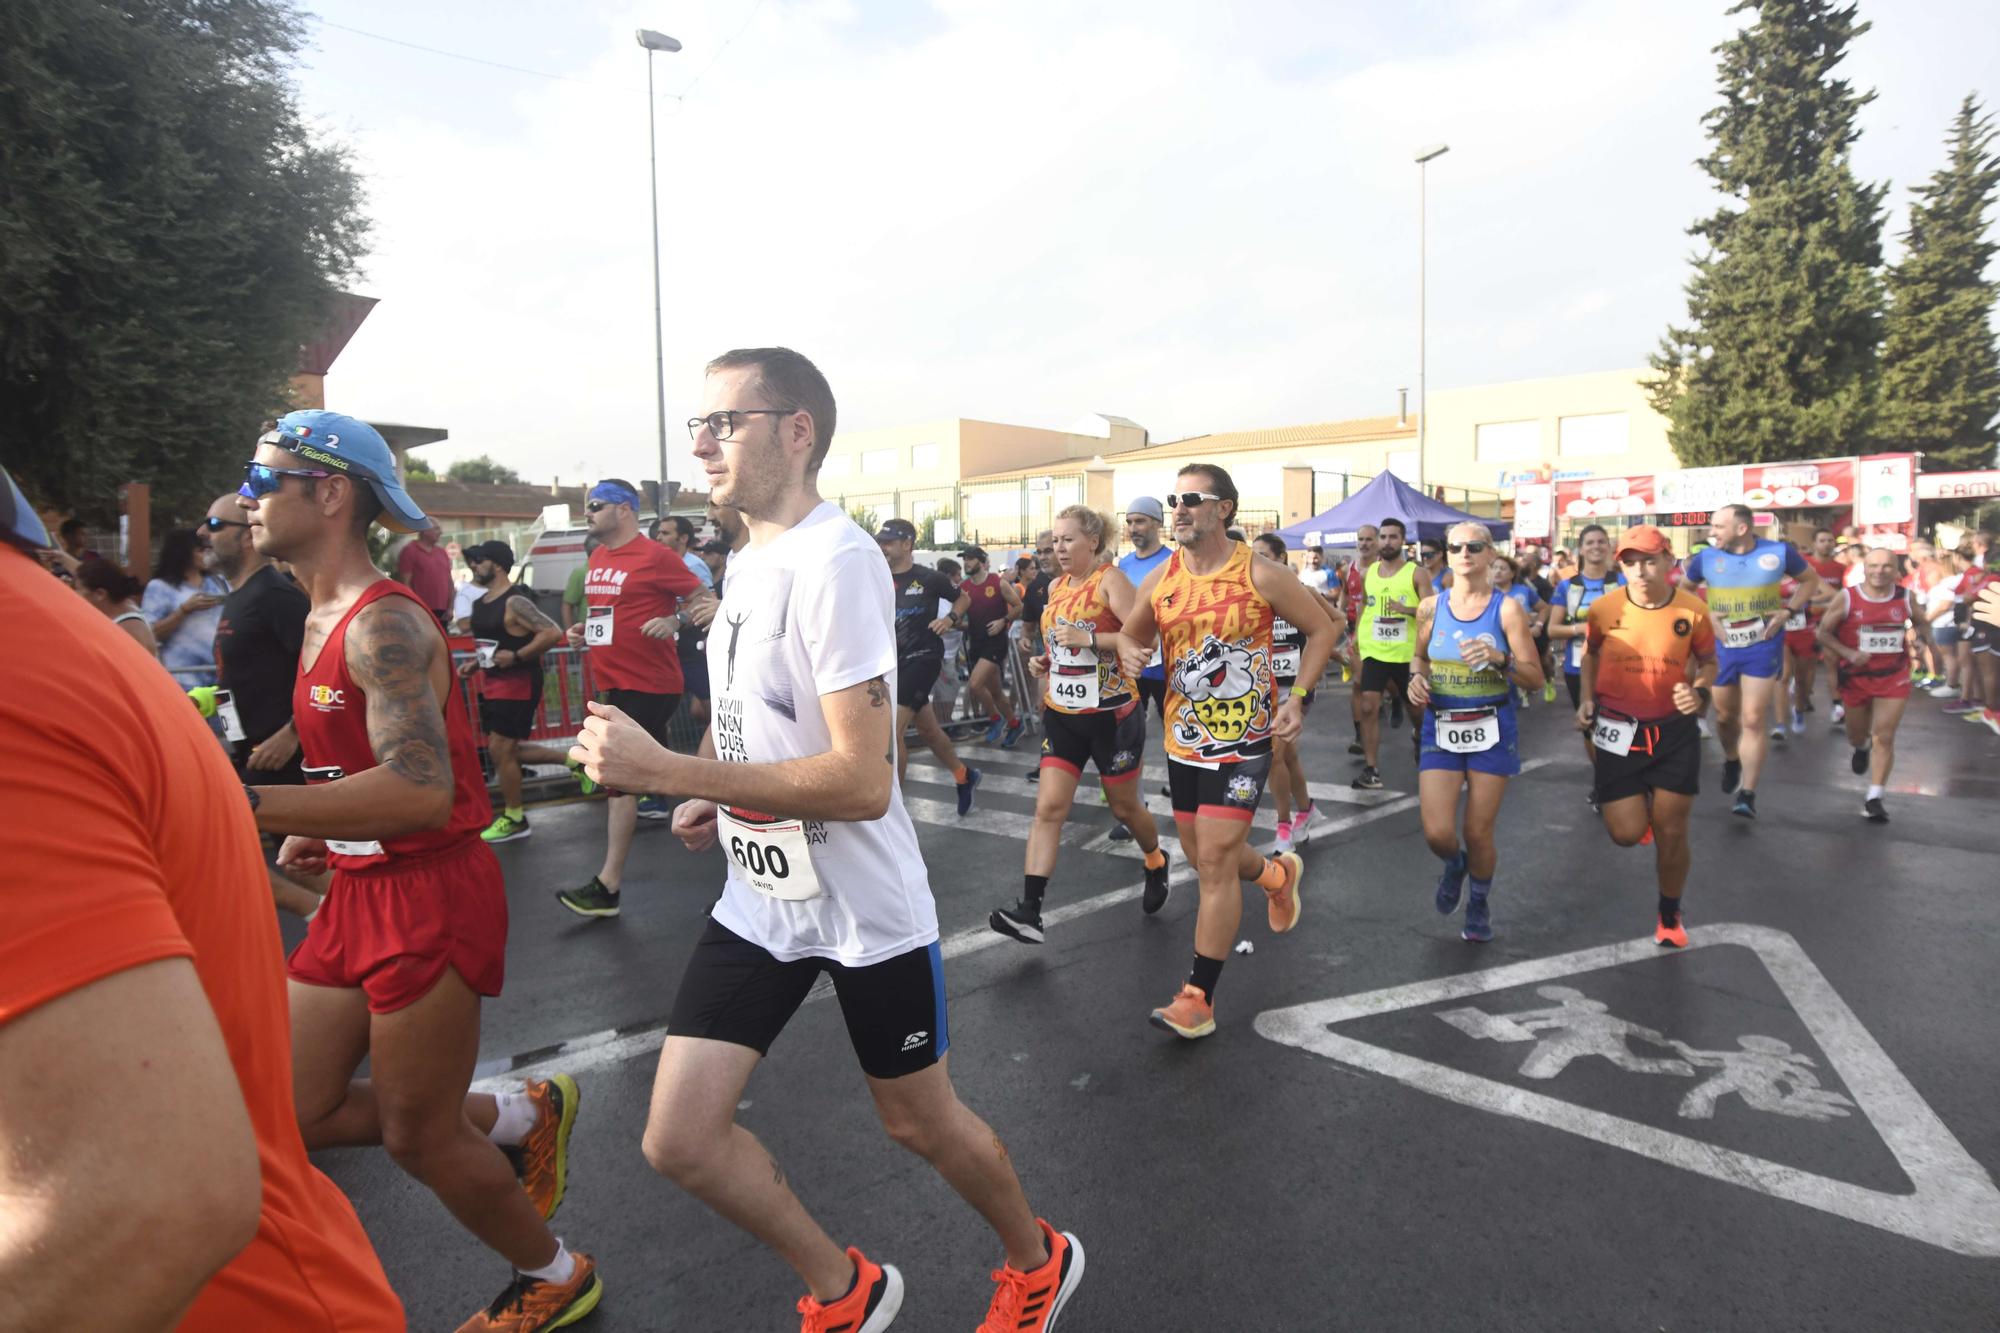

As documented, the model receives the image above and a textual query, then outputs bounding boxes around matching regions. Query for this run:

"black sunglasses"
[1445,541,1489,555]
[203,516,251,531]
[586,500,622,513]
[1165,492,1221,509]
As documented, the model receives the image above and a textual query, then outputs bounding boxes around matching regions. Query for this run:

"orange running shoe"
[978,1219,1086,1332]
[457,1252,602,1332]
[1264,851,1304,933]
[1655,914,1688,949]
[797,1247,903,1333]
[1148,984,1215,1039]
[516,1074,579,1220]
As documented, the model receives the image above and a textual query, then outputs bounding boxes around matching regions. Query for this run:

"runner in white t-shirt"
[570,347,1083,1333]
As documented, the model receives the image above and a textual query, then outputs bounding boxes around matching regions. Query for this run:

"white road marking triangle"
[1253,922,2000,1257]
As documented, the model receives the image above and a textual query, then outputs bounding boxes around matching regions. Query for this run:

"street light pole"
[1414,142,1449,496]
[637,29,682,515]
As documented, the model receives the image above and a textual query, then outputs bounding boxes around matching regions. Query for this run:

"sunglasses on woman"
[1445,541,1489,554]
[1165,492,1221,509]
[239,461,335,499]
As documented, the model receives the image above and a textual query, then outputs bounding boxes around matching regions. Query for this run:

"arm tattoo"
[507,595,561,637]
[348,599,452,792]
[865,678,889,708]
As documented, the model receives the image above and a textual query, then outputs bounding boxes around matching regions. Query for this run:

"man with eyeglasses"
[239,411,599,1330]
[1352,516,1432,790]
[205,493,322,919]
[573,348,1083,1331]
[554,478,704,919]
[1113,464,1332,1040]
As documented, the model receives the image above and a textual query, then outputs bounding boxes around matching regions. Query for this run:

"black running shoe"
[1141,852,1171,914]
[1721,758,1742,794]
[957,767,982,815]
[1108,823,1134,842]
[989,902,1044,944]
[1731,790,1757,819]
[556,877,621,919]
[1850,746,1870,777]
[1863,796,1888,823]
[1351,766,1382,791]
[1347,740,1365,756]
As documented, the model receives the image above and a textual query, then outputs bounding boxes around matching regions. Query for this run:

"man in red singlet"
[241,412,600,1332]
[1788,527,1846,730]
[1818,548,1935,823]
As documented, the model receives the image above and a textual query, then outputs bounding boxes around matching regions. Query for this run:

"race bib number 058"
[1721,619,1763,650]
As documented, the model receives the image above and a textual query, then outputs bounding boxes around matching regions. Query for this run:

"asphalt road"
[300,683,2000,1331]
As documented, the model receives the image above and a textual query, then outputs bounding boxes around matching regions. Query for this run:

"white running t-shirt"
[705,502,939,964]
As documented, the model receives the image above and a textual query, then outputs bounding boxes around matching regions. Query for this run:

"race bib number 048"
[1590,712,1636,757]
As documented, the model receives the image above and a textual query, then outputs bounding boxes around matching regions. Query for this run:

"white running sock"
[521,1239,576,1285]
[1866,784,1884,801]
[488,1089,536,1147]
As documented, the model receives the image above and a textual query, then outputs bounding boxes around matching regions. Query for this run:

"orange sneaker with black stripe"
[1263,851,1303,933]
[1655,913,1688,949]
[516,1074,579,1220]
[797,1246,903,1332]
[978,1220,1085,1332]
[456,1252,602,1332]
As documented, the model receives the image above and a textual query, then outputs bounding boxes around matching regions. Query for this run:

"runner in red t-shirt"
[1786,527,1847,730]
[1816,548,1935,822]
[240,412,601,1332]
[0,491,403,1330]
[555,479,703,919]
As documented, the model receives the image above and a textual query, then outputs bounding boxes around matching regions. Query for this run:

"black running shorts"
[479,696,537,741]
[1167,754,1271,823]
[967,634,1009,667]
[1357,658,1412,696]
[1040,701,1145,782]
[602,688,680,744]
[1136,675,1167,719]
[1591,712,1701,804]
[897,655,943,710]
[667,918,948,1080]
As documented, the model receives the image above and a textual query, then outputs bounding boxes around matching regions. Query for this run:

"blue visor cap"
[1,465,52,550]
[266,410,428,534]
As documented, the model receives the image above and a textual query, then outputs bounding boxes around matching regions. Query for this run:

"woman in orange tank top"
[989,506,1172,944]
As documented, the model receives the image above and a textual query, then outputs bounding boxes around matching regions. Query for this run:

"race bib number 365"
[718,807,823,901]
[1372,618,1407,645]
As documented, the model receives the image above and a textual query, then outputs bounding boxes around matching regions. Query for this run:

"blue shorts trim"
[1715,641,1783,686]
[928,940,950,1062]
[1418,699,1521,777]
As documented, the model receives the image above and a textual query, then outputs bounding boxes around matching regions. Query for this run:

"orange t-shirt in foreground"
[0,548,403,1330]
[1585,585,1717,720]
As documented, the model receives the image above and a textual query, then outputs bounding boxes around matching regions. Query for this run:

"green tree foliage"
[0,0,369,524]
[404,454,439,481]
[1877,96,2000,473]
[446,455,525,485]
[1647,0,1888,465]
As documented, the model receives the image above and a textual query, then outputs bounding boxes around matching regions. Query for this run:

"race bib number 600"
[718,807,824,901]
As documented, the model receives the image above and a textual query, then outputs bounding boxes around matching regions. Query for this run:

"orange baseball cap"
[1614,524,1673,559]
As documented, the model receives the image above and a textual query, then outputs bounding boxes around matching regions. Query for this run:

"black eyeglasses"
[1165,492,1221,509]
[203,516,251,531]
[1445,541,1489,555]
[686,408,796,442]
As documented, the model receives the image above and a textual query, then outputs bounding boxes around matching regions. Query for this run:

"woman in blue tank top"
[1409,523,1545,943]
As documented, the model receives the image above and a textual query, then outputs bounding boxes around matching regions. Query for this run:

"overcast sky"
[296,0,1999,486]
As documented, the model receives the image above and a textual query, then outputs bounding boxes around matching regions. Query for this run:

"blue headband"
[589,481,640,507]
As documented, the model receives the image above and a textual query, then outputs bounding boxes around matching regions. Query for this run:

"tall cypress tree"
[1647,0,1888,466]
[1876,96,2000,473]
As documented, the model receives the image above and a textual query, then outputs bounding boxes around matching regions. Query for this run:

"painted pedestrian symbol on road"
[1253,923,2000,1257]
[1436,984,1857,1124]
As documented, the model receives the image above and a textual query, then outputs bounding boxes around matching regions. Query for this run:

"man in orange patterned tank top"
[1115,464,1338,1039]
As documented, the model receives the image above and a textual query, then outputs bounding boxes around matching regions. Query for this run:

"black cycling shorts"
[1357,658,1412,696]
[1040,701,1146,782]
[1136,675,1167,719]
[897,655,943,710]
[967,634,1009,667]
[1167,753,1271,823]
[1592,712,1701,804]
[667,918,948,1080]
